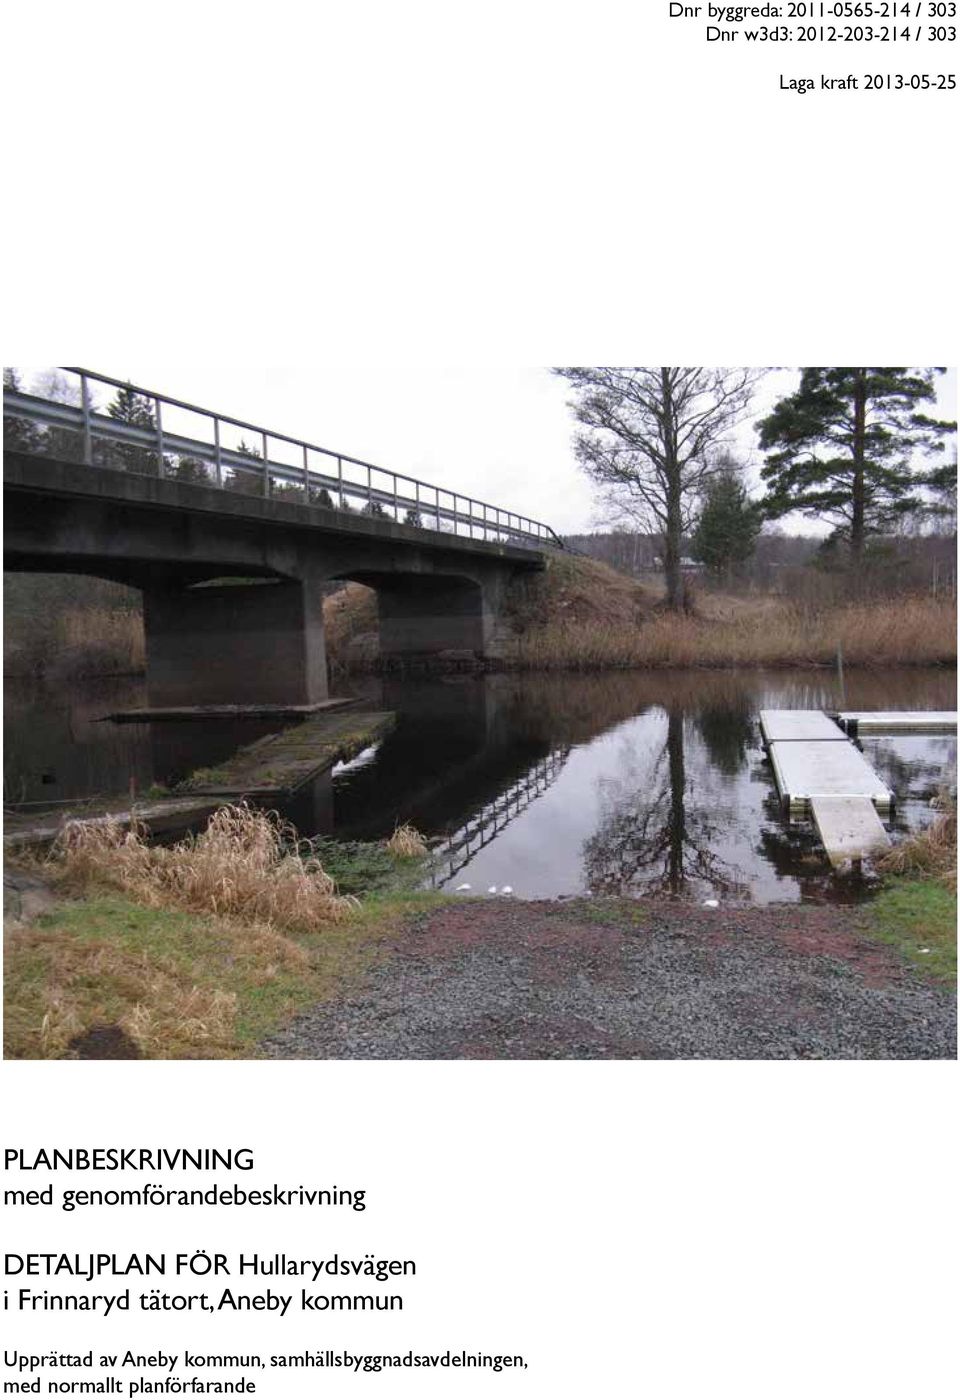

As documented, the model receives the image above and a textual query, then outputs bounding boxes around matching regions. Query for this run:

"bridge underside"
[4,454,539,705]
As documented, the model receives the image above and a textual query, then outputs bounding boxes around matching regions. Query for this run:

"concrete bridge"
[3,370,560,706]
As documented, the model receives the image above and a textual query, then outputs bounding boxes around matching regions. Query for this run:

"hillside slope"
[322,552,656,672]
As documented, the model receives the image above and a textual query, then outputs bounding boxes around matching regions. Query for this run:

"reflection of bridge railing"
[3,368,563,552]
[428,748,571,886]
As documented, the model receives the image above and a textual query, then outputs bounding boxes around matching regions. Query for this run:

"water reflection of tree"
[695,700,754,777]
[865,737,956,802]
[583,707,747,897]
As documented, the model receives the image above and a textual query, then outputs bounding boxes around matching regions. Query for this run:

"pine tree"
[225,438,263,494]
[107,382,158,473]
[691,466,759,580]
[3,367,40,454]
[107,382,156,429]
[758,368,955,560]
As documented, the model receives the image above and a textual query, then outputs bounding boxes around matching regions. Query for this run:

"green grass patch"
[862,878,957,982]
[553,897,648,928]
[313,838,430,896]
[4,884,448,1060]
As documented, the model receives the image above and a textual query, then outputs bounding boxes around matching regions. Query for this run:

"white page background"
[2,2,957,1396]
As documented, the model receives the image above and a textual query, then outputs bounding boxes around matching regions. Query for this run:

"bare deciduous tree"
[555,367,764,608]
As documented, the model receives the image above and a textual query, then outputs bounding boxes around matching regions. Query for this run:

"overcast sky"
[27,366,959,537]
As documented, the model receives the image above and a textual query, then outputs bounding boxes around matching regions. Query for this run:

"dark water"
[4,668,956,904]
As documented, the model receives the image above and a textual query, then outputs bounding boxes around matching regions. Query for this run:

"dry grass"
[505,551,653,630]
[385,822,429,858]
[877,809,957,891]
[5,804,446,1057]
[3,607,146,678]
[51,803,357,932]
[319,551,955,673]
[61,608,146,670]
[505,597,957,672]
[3,889,335,1059]
[27,931,240,1058]
[323,583,379,671]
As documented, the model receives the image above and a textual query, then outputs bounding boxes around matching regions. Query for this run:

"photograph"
[4,364,956,1060]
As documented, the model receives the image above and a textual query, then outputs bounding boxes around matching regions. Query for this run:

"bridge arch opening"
[326,569,490,668]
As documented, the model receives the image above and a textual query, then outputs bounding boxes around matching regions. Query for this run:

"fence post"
[154,398,165,476]
[213,417,223,487]
[80,374,92,465]
[337,456,344,509]
[261,432,269,496]
[303,444,310,501]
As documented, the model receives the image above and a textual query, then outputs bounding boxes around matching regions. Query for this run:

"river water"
[4,668,956,904]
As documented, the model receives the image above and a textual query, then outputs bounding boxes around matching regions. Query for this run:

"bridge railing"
[2,367,564,552]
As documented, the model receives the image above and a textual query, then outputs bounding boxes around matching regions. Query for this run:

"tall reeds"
[52,803,356,930]
[61,608,146,671]
[877,808,957,891]
[504,599,957,672]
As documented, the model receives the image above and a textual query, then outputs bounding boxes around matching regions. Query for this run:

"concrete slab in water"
[769,739,893,812]
[759,710,845,744]
[104,698,356,723]
[809,795,891,869]
[3,796,222,851]
[836,710,958,735]
[179,710,396,797]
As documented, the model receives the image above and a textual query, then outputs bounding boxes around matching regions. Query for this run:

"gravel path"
[261,899,957,1060]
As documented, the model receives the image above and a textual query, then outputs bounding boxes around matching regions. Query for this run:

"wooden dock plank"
[836,710,958,735]
[759,710,846,743]
[768,738,893,813]
[810,795,891,869]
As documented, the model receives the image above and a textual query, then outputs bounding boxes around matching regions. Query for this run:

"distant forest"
[565,527,957,597]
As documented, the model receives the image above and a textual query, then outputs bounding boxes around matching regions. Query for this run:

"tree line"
[555,367,956,610]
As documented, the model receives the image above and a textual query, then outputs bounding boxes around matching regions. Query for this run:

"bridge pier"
[373,574,490,661]
[143,578,328,707]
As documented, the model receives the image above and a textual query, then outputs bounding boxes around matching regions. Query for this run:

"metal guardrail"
[2,367,564,552]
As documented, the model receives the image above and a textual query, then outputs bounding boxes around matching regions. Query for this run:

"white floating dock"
[809,795,892,869]
[759,709,846,744]
[835,710,958,735]
[760,709,896,866]
[768,739,893,815]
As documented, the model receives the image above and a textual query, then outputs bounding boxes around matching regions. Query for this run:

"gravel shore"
[261,899,957,1060]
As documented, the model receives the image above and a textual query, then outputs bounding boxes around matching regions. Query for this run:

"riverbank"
[501,596,957,672]
[6,880,954,1060]
[327,555,957,673]
[7,557,956,681]
[4,811,955,1059]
